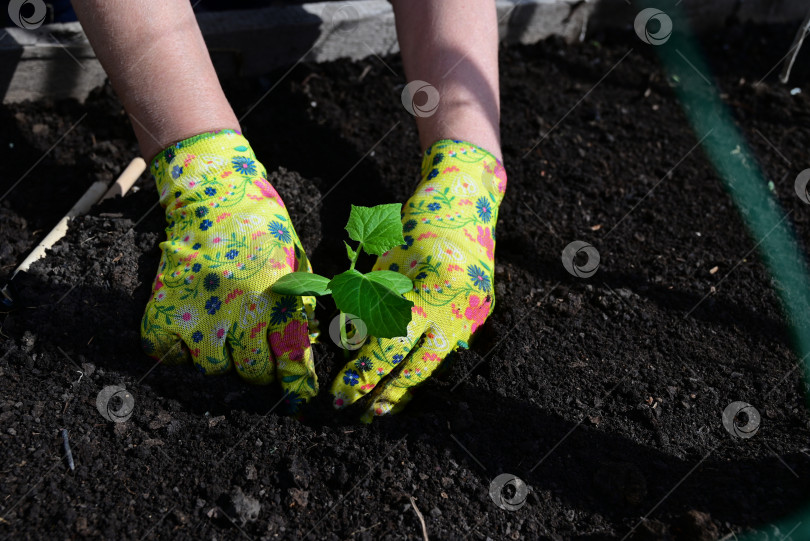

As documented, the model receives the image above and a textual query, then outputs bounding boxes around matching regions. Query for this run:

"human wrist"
[136,114,240,164]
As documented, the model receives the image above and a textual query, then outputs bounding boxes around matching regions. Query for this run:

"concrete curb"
[1,0,807,104]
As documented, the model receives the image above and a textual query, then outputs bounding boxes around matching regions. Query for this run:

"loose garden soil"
[1,22,810,541]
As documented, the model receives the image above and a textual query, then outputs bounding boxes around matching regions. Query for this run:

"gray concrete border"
[0,0,807,104]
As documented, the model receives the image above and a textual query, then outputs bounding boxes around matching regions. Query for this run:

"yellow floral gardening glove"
[329,139,507,422]
[141,130,318,412]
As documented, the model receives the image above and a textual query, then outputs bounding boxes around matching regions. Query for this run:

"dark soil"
[2,22,810,540]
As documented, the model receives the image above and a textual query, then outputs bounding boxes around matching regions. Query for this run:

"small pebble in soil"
[673,510,719,541]
[289,488,309,508]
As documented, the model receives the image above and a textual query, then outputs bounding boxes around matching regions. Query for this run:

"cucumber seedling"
[271,203,414,348]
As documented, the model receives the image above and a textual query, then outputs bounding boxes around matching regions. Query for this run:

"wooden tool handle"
[12,157,146,278]
[101,157,146,201]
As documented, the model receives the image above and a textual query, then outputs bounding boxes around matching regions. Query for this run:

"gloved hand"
[140,130,318,412]
[329,139,507,422]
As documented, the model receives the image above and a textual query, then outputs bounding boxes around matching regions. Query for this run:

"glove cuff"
[150,129,260,206]
[420,139,507,206]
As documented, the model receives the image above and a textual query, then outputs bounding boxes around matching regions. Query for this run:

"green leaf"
[282,375,302,383]
[344,241,357,262]
[234,145,248,152]
[366,270,413,294]
[328,269,413,338]
[345,204,405,256]
[271,272,332,296]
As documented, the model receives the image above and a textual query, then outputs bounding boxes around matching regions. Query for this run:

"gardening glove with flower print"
[330,139,507,422]
[141,130,318,412]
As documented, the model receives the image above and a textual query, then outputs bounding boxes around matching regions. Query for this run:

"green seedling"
[271,203,414,348]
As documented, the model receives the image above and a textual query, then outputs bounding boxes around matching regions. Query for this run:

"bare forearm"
[72,0,239,160]
[392,0,502,159]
